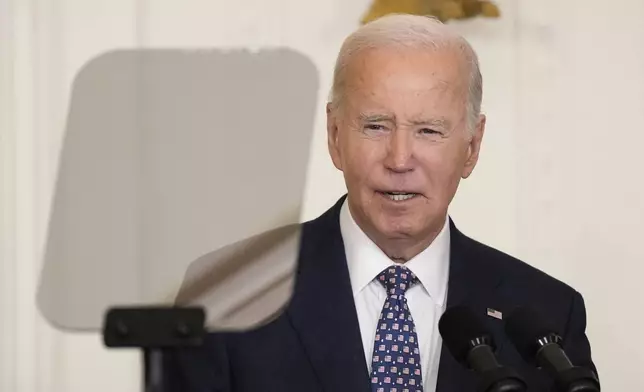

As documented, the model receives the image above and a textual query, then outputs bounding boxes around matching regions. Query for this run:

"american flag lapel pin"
[486,308,503,320]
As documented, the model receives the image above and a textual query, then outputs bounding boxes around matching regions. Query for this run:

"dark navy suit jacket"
[164,196,596,391]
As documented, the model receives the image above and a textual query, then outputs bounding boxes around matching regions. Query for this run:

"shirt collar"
[339,198,450,306]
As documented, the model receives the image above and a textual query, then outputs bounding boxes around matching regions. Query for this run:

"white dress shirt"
[339,199,450,392]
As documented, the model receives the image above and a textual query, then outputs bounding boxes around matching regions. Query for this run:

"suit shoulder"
[299,197,345,241]
[463,234,578,297]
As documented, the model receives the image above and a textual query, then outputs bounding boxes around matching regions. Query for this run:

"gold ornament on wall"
[361,0,501,24]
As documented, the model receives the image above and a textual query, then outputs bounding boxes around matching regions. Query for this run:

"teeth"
[384,192,416,201]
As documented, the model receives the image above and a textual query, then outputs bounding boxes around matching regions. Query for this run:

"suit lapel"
[286,198,371,392]
[436,220,505,392]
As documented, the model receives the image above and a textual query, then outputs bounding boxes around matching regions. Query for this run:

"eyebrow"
[359,113,396,123]
[409,117,453,129]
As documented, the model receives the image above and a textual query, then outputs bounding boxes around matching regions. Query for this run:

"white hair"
[329,14,483,133]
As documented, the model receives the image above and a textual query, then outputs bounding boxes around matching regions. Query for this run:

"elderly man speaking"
[165,14,597,392]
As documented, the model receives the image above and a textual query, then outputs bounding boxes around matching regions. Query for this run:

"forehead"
[343,46,468,116]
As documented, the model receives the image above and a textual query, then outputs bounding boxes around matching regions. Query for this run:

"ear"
[461,114,486,179]
[326,102,344,171]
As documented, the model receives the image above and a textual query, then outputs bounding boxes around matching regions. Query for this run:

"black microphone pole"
[505,307,600,392]
[536,334,599,392]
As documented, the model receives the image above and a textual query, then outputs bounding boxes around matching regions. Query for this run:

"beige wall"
[2,0,643,391]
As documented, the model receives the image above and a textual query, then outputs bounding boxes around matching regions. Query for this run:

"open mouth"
[378,191,419,202]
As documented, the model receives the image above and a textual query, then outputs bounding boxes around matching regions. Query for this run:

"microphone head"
[505,306,562,363]
[438,306,496,364]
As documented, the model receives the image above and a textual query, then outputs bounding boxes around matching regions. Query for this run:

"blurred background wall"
[1,0,643,391]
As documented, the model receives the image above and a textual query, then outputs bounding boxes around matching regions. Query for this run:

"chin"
[374,216,420,239]
[374,206,446,239]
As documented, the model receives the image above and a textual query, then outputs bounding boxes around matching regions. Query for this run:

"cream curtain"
[0,1,142,391]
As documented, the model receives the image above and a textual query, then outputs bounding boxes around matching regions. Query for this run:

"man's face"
[327,46,485,257]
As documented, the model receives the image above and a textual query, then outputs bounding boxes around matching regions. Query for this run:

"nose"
[384,129,414,173]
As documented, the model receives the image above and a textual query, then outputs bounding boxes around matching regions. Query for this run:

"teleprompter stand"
[103,306,206,392]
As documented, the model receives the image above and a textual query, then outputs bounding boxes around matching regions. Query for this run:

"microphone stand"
[478,368,527,392]
[468,345,527,392]
[536,336,600,392]
[554,367,600,392]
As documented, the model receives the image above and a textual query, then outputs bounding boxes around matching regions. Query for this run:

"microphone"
[439,306,527,392]
[505,306,600,392]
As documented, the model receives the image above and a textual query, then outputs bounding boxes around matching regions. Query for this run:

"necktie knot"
[377,265,418,297]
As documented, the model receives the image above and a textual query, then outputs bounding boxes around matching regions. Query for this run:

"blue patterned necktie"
[370,265,423,392]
